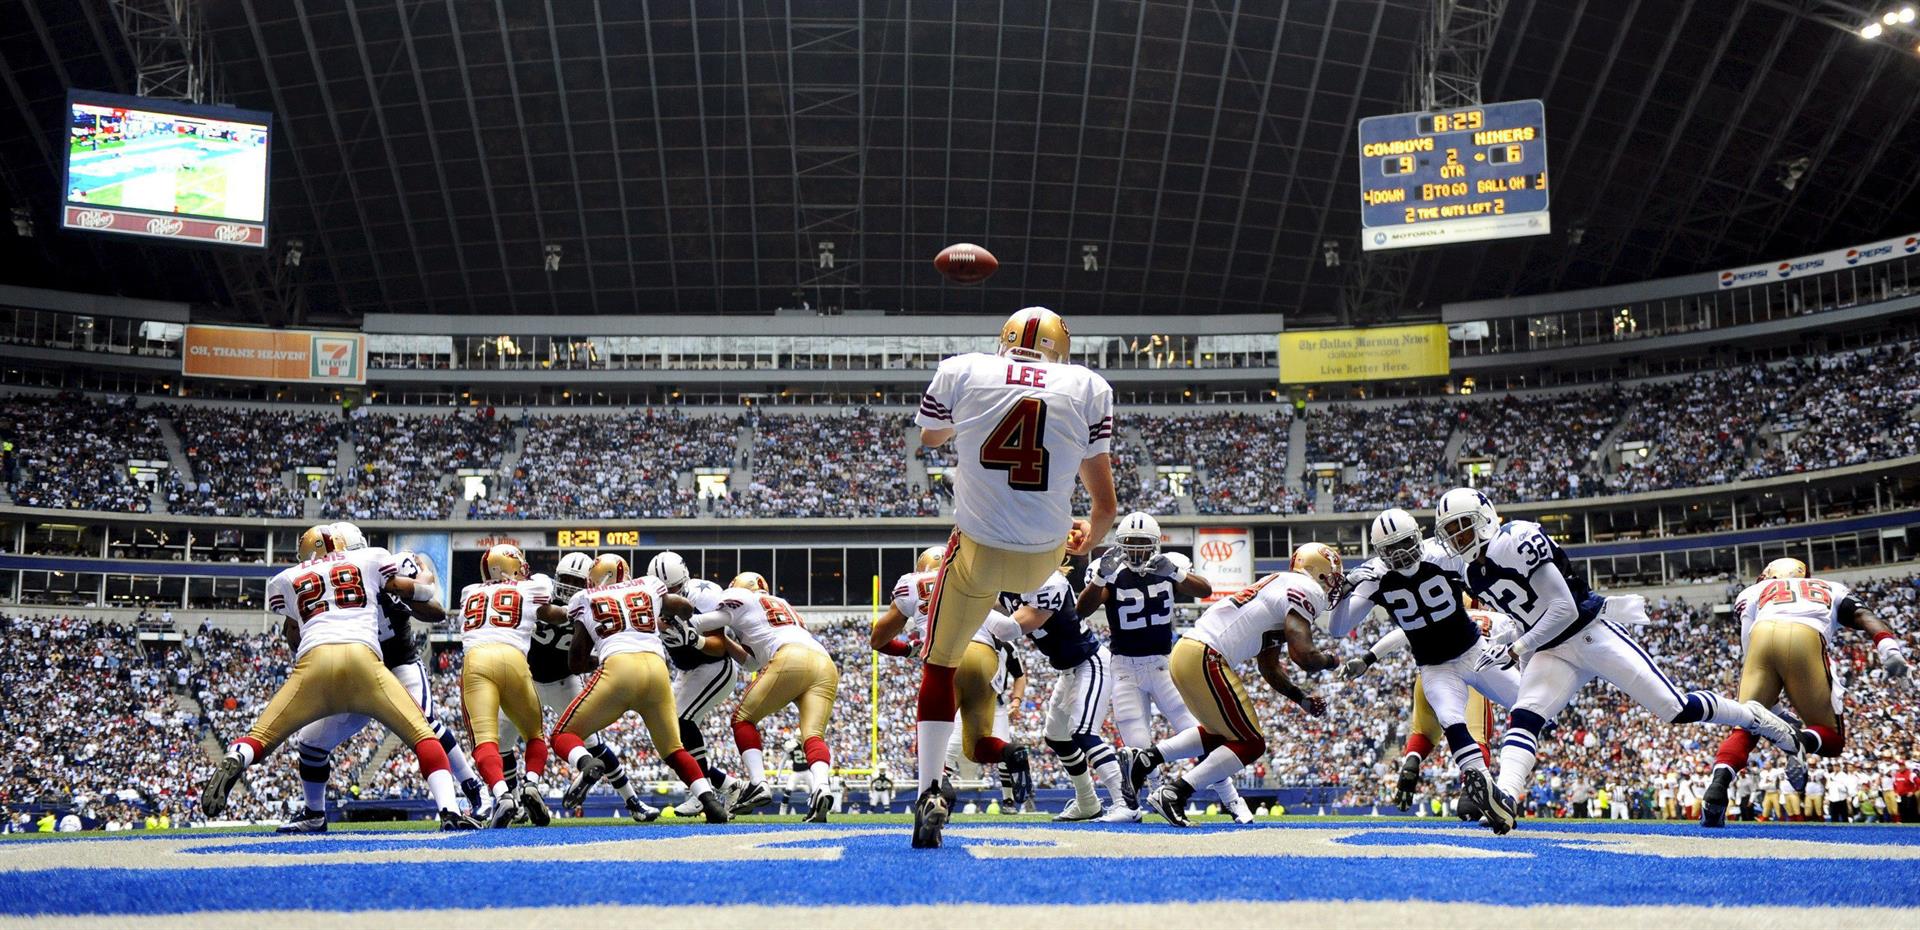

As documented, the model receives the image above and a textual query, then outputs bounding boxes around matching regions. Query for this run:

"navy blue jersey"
[1337,541,1480,666]
[1456,520,1605,651]
[374,592,418,670]
[1006,572,1100,670]
[1105,560,1186,658]
[527,621,574,684]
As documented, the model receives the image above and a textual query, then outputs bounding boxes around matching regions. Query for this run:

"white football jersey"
[916,352,1114,552]
[889,570,1022,648]
[1733,576,1856,649]
[678,577,725,614]
[267,546,402,661]
[567,576,670,663]
[1187,571,1329,666]
[456,573,555,653]
[699,588,827,670]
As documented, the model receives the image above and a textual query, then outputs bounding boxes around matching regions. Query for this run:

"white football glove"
[1877,639,1909,680]
[658,615,695,650]
[1144,553,1188,582]
[1089,549,1126,587]
[1340,653,1376,682]
[1474,642,1520,673]
[1344,561,1384,590]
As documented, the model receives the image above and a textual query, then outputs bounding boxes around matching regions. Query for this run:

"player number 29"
[1379,576,1454,630]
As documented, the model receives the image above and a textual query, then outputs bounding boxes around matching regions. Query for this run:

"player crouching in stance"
[551,555,730,823]
[457,544,560,827]
[1121,543,1344,826]
[1333,509,1521,822]
[689,572,841,822]
[1700,558,1910,827]
[647,551,752,819]
[1004,565,1127,822]
[1430,488,1803,835]
[201,524,480,830]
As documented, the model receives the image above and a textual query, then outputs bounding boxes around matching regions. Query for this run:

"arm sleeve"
[1325,583,1379,638]
[265,576,295,623]
[565,591,589,624]
[914,360,961,429]
[1084,376,1115,456]
[1513,564,1581,654]
[692,605,736,634]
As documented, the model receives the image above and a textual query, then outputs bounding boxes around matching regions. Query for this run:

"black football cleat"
[805,790,832,824]
[696,790,731,824]
[1393,752,1422,811]
[1144,781,1193,827]
[1700,767,1733,829]
[199,756,246,818]
[439,809,483,831]
[460,777,486,813]
[730,781,773,815]
[1117,747,1152,809]
[275,809,328,834]
[625,795,662,823]
[564,755,607,809]
[913,787,950,848]
[521,785,552,826]
[1003,746,1034,806]
[1464,768,1515,836]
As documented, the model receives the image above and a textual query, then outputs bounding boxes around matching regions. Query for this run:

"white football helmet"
[1112,511,1162,569]
[648,551,691,592]
[1369,508,1423,574]
[328,522,367,551]
[1434,488,1500,561]
[554,551,594,598]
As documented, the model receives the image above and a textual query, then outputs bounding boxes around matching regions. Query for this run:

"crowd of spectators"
[1602,365,1801,494]
[1746,346,1920,479]
[2,394,164,513]
[1452,389,1622,503]
[334,410,513,520]
[736,411,940,518]
[472,410,737,520]
[1136,411,1304,516]
[165,407,345,518]
[1305,400,1458,513]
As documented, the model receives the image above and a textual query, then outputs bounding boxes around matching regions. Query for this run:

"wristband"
[877,639,912,657]
[1360,651,1380,668]
[408,581,439,603]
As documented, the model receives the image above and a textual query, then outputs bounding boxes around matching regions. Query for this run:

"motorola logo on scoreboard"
[1357,99,1550,251]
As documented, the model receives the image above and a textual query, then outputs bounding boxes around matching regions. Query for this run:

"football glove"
[1299,694,1328,717]
[1474,642,1520,673]
[658,615,695,650]
[1340,653,1376,682]
[1877,639,1909,679]
[1144,553,1188,582]
[1089,549,1126,587]
[1343,562,1384,590]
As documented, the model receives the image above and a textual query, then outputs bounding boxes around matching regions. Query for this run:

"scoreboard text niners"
[1356,99,1552,250]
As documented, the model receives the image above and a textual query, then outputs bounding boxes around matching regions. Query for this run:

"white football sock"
[228,742,256,767]
[809,760,830,793]
[425,769,459,812]
[566,746,593,769]
[917,720,956,793]
[301,777,327,813]
[686,776,713,798]
[1155,726,1207,763]
[1068,768,1098,807]
[743,748,765,785]
[1496,732,1539,800]
[1183,745,1245,791]
[1211,776,1244,806]
[1092,757,1124,804]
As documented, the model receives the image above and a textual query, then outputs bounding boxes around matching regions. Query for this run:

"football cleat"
[487,795,519,829]
[805,790,833,824]
[521,785,552,826]
[1099,804,1144,823]
[199,756,246,818]
[564,755,608,809]
[1227,798,1256,825]
[1457,789,1484,824]
[439,809,483,831]
[1117,747,1153,807]
[1144,782,1192,827]
[938,775,958,811]
[998,797,1020,815]
[696,790,731,824]
[912,787,950,848]
[1392,752,1422,811]
[730,781,774,815]
[1464,767,1515,836]
[1784,748,1809,795]
[673,793,708,817]
[1700,767,1733,829]
[275,809,328,834]
[1053,798,1104,822]
[625,795,661,823]
[460,777,486,813]
[1003,746,1034,805]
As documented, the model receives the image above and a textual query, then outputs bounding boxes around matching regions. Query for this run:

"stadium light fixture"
[1884,11,1900,24]
[543,243,562,272]
[10,207,32,238]
[285,238,304,267]
[1862,22,1884,38]
[1903,7,1917,24]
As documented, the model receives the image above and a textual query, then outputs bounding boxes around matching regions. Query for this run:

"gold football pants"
[923,529,1065,667]
[735,644,840,741]
[953,640,1003,761]
[245,643,435,752]
[1739,620,1838,730]
[463,642,546,748]
[1168,637,1261,742]
[554,651,682,755]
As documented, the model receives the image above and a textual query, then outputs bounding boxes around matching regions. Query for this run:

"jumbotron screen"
[60,89,272,247]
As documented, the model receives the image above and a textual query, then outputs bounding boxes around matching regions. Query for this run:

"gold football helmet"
[482,543,529,582]
[1289,542,1345,599]
[729,571,770,594]
[587,554,630,587]
[915,545,946,573]
[1760,557,1808,581]
[295,524,341,561]
[998,306,1071,364]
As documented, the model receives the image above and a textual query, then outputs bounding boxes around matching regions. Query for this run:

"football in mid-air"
[934,242,998,285]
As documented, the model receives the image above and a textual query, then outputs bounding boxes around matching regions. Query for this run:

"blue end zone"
[2,820,1915,917]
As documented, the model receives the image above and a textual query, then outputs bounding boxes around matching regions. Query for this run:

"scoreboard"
[1357,99,1550,251]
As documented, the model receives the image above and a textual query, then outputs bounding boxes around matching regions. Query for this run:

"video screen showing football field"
[67,103,268,223]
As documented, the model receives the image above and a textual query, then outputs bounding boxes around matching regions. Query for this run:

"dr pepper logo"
[214,224,254,243]
[145,217,184,237]
[74,209,113,229]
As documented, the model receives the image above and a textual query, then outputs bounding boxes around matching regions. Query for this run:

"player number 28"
[292,564,366,622]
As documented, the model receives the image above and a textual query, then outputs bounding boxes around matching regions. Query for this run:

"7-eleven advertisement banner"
[1194,527,1254,602]
[183,324,365,384]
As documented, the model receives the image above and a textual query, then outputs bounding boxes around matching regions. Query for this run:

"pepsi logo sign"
[145,218,184,237]
[74,210,113,229]
[1848,245,1892,264]
[1906,236,1917,254]
[214,224,253,243]
[1719,268,1769,288]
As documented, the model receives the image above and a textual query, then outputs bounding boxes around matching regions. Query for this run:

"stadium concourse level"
[0,341,1918,520]
[4,572,1917,828]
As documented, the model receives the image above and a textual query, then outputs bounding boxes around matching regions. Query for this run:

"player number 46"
[979,397,1051,491]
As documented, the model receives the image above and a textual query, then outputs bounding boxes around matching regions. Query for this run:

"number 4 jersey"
[456,574,557,654]
[267,546,403,661]
[915,351,1114,552]
[1332,540,1480,666]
